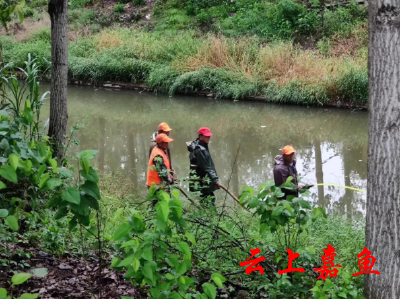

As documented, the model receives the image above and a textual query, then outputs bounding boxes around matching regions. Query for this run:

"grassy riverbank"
[0,0,369,106]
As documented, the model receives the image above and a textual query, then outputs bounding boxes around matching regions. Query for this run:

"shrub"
[69,0,92,9]
[330,67,368,104]
[263,81,329,106]
[23,7,34,17]
[118,0,131,4]
[81,9,96,24]
[114,4,125,13]
[69,56,155,83]
[146,66,180,93]
[169,67,261,99]
[133,0,145,6]
[29,28,51,42]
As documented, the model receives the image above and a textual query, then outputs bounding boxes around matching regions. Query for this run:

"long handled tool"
[218,183,250,212]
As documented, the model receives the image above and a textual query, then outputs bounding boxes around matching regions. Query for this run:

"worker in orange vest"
[147,133,174,189]
[149,122,175,178]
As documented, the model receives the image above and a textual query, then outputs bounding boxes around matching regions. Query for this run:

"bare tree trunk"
[366,1,400,298]
[48,0,68,161]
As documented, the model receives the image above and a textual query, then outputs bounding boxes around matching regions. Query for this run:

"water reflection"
[40,85,368,216]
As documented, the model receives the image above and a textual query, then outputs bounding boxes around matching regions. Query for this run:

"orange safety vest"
[147,146,171,187]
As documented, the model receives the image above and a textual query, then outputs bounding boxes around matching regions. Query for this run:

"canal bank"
[68,78,369,110]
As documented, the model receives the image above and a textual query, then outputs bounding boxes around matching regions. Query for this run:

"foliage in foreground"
[108,177,365,299]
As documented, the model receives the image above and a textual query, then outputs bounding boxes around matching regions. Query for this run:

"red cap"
[198,127,213,137]
[156,133,174,143]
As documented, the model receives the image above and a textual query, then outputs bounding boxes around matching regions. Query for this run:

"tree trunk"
[48,0,68,161]
[366,1,400,298]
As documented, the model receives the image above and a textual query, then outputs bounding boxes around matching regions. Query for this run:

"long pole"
[219,184,250,212]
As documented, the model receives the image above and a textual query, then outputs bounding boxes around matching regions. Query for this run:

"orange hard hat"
[156,133,174,143]
[158,122,173,132]
[282,145,296,155]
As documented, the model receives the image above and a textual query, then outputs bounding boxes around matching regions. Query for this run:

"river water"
[41,85,368,217]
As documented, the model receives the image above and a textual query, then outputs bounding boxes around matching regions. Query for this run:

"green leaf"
[59,168,73,178]
[169,199,183,219]
[185,232,196,245]
[171,189,180,199]
[203,283,216,299]
[0,288,7,299]
[49,159,58,173]
[80,156,90,175]
[31,268,48,278]
[211,272,226,283]
[12,273,33,285]
[76,150,98,159]
[46,193,62,208]
[39,173,50,190]
[81,181,101,200]
[110,257,120,268]
[0,165,17,183]
[119,256,135,267]
[312,207,327,222]
[212,277,222,288]
[80,167,99,183]
[132,258,140,272]
[113,223,132,241]
[16,293,39,299]
[86,195,99,210]
[272,206,284,218]
[47,178,62,190]
[141,248,153,261]
[177,242,191,259]
[36,142,48,160]
[298,199,312,210]
[0,181,6,190]
[23,101,33,124]
[5,215,18,231]
[19,160,32,173]
[165,273,174,280]
[0,138,9,150]
[9,153,19,170]
[62,187,81,205]
[0,209,8,218]
[156,200,169,222]
[142,262,154,282]
[322,279,334,291]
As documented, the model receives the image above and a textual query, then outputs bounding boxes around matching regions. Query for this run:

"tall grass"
[2,28,368,106]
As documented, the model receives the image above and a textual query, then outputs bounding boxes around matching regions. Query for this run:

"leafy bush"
[23,7,34,17]
[331,67,368,104]
[169,67,261,100]
[69,0,92,9]
[114,4,125,13]
[29,28,51,42]
[133,0,144,6]
[69,56,155,83]
[146,66,180,93]
[263,81,329,105]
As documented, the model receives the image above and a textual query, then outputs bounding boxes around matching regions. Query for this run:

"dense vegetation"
[0,0,368,106]
[0,60,367,298]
